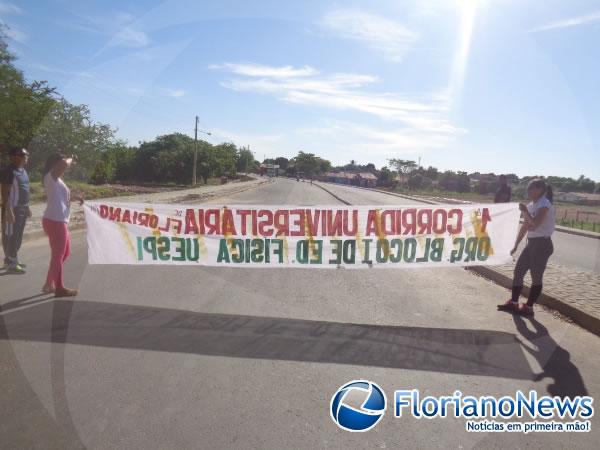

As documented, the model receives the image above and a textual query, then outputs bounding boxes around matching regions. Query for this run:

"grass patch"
[28,177,233,204]
[29,181,126,203]
[557,219,600,233]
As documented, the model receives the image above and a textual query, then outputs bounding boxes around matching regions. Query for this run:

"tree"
[213,142,238,178]
[423,166,439,181]
[27,98,117,181]
[89,160,112,185]
[131,133,195,183]
[292,151,331,177]
[236,146,254,173]
[89,141,133,184]
[377,167,394,187]
[437,171,471,193]
[455,171,471,192]
[274,157,289,170]
[475,180,493,195]
[388,159,417,184]
[0,28,56,158]
[407,174,432,190]
[576,175,595,193]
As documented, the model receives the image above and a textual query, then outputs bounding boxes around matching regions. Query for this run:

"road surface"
[1,177,599,449]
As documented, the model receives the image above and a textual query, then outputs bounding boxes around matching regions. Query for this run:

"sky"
[1,0,599,180]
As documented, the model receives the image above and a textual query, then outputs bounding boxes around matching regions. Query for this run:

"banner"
[84,202,520,269]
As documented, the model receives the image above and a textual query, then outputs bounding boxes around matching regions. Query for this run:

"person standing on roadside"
[1,148,32,274]
[498,179,555,316]
[494,174,512,203]
[41,153,78,297]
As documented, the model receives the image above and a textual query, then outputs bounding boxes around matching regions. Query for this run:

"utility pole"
[192,116,198,186]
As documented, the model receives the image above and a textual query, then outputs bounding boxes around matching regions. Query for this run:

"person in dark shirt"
[1,147,31,273]
[494,174,512,203]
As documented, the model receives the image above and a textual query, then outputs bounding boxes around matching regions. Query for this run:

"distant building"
[325,171,377,187]
[555,192,600,205]
[260,163,280,177]
[357,172,377,188]
[556,192,582,203]
[326,171,355,185]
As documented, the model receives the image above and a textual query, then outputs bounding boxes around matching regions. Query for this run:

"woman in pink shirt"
[41,153,78,297]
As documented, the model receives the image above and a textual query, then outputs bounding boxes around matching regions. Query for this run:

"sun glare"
[449,0,479,99]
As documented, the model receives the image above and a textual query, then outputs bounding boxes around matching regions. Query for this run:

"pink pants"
[42,218,70,290]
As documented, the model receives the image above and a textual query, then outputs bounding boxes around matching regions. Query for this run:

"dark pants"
[3,205,28,265]
[511,237,553,306]
[1,206,5,264]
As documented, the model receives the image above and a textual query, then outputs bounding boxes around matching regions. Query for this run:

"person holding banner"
[498,179,555,316]
[41,153,79,297]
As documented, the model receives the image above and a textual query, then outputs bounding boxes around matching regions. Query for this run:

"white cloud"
[27,63,94,78]
[0,2,22,15]
[530,10,600,32]
[220,73,379,96]
[320,9,418,62]
[209,63,318,78]
[298,119,463,160]
[213,62,456,135]
[211,62,464,158]
[165,88,185,98]
[111,26,150,47]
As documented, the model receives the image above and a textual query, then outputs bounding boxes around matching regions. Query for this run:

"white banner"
[83,202,520,269]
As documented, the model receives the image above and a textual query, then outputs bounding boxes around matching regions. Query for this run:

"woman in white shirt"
[498,179,555,316]
[41,153,78,297]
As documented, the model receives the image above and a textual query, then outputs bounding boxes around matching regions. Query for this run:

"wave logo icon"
[330,380,387,432]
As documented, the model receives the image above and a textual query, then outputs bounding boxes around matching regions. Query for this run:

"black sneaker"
[517,304,534,317]
[497,300,519,312]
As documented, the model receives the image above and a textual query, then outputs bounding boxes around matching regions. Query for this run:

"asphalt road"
[1,177,599,449]
[318,181,600,273]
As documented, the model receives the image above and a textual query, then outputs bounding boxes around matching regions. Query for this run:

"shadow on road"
[0,299,537,379]
[0,299,86,449]
[512,314,588,398]
[0,293,54,313]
